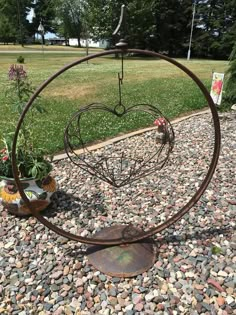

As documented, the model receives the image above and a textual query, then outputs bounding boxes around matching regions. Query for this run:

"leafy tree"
[85,0,158,49]
[224,43,236,104]
[0,15,16,44]
[0,0,32,45]
[194,0,236,59]
[32,0,57,44]
[221,0,236,55]
[84,0,235,58]
[155,0,193,56]
[55,0,87,47]
[85,0,124,46]
[85,0,193,55]
[126,0,157,50]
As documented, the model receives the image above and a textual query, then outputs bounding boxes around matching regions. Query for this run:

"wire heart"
[64,103,174,188]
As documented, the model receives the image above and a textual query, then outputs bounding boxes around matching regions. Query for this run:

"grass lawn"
[0,51,228,155]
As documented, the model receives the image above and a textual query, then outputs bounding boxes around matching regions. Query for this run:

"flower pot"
[0,175,57,216]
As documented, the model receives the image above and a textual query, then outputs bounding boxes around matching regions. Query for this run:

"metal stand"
[12,47,221,276]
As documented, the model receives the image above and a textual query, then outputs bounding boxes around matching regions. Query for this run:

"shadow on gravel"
[156,225,235,245]
[42,189,108,219]
[64,225,235,260]
[42,190,82,218]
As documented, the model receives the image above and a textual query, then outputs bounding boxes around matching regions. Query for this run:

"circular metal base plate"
[87,225,156,277]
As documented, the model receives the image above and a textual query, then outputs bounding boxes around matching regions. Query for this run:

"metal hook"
[113,4,126,36]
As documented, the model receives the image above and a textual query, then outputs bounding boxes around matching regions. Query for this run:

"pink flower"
[154,118,166,126]
[154,118,167,133]
[2,156,9,162]
[0,148,6,154]
[212,79,223,95]
[8,64,27,81]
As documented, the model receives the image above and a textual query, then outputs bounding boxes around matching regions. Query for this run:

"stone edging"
[53,108,210,161]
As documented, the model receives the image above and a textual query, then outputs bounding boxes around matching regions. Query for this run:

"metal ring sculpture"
[12,48,221,246]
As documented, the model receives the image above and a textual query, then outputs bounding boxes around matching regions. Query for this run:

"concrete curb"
[53,108,210,162]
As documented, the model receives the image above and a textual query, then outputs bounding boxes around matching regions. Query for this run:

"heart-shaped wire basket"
[64,103,175,188]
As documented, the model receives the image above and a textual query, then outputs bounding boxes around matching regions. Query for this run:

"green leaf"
[211,246,222,255]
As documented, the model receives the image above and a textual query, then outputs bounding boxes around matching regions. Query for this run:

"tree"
[224,43,236,104]
[221,0,236,55]
[85,0,157,49]
[0,15,16,44]
[55,0,87,47]
[193,0,236,59]
[85,0,193,55]
[126,0,157,50]
[154,0,193,56]
[0,0,32,45]
[85,0,124,46]
[32,0,57,44]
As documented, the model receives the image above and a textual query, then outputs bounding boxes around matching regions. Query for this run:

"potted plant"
[0,64,56,216]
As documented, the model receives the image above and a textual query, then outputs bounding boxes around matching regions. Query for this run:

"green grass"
[0,44,102,52]
[0,52,228,155]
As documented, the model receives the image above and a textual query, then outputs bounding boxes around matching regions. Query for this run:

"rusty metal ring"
[12,49,221,245]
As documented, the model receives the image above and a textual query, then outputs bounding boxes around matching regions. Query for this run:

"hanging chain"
[118,53,124,106]
[115,52,126,115]
[113,5,128,116]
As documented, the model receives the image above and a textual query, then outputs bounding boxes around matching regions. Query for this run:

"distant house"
[46,36,109,48]
[48,37,66,45]
[69,38,109,49]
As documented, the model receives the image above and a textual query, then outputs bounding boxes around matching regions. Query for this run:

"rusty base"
[87,225,156,277]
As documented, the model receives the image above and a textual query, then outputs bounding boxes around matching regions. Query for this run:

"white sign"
[210,72,224,105]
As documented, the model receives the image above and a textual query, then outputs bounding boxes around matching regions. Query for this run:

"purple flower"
[8,64,27,81]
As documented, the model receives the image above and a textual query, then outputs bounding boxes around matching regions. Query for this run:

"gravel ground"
[0,111,235,315]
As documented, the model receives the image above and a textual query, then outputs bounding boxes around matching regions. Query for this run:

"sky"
[27,8,35,23]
